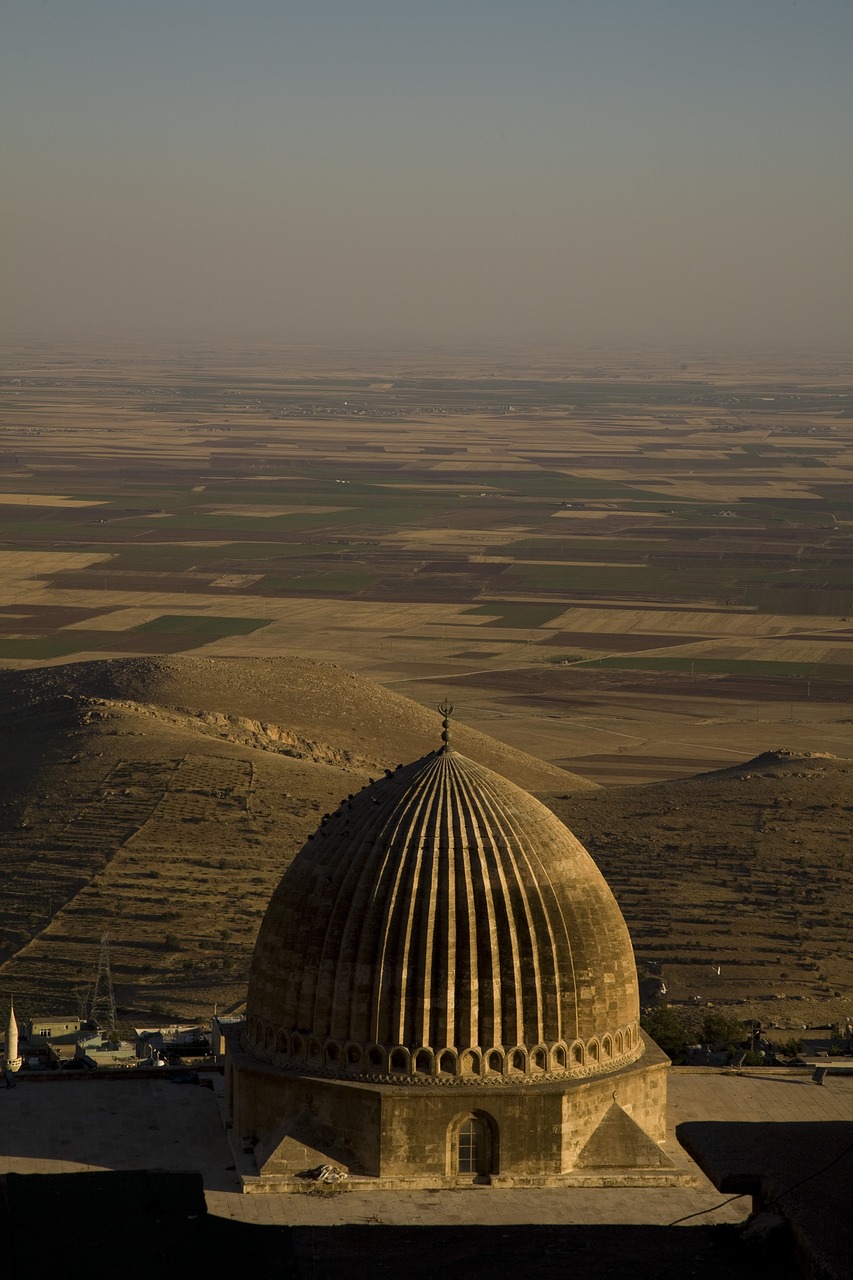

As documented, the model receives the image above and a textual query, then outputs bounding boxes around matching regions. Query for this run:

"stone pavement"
[669,1065,853,1126]
[1,1068,850,1229]
[0,1077,236,1193]
[205,1182,746,1228]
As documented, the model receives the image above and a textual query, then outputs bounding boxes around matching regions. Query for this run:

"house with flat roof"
[25,1017,82,1046]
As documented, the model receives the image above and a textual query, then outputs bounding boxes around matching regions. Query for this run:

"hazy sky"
[3,1,852,349]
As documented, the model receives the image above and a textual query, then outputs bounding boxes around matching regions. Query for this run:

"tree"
[701,1011,745,1046]
[640,1005,695,1057]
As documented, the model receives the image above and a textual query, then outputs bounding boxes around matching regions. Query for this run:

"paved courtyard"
[1,1068,850,1228]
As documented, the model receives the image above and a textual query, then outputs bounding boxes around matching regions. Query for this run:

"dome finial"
[438,699,454,751]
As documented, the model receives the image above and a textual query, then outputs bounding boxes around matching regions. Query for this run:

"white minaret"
[4,1000,22,1073]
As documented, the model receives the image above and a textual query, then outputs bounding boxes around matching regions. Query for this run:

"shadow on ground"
[1,1169,801,1280]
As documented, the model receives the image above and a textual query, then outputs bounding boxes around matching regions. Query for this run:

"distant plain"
[2,339,851,785]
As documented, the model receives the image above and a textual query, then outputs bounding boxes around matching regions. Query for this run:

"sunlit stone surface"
[228,737,673,1187]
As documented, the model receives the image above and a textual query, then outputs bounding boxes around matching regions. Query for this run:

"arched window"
[588,1040,599,1062]
[368,1047,383,1069]
[265,1026,275,1051]
[325,1041,340,1064]
[531,1048,546,1071]
[602,1036,612,1059]
[512,1049,526,1072]
[488,1050,503,1073]
[276,1030,287,1054]
[457,1118,484,1174]
[290,1034,303,1058]
[571,1042,584,1065]
[552,1046,567,1069]
[615,1031,624,1054]
[415,1050,432,1074]
[307,1039,321,1062]
[439,1051,456,1075]
[452,1113,496,1177]
[347,1045,362,1066]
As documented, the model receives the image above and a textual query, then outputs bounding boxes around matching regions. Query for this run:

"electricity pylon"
[89,934,117,1031]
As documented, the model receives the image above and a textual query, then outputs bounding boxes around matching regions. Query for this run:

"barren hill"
[561,750,853,1027]
[0,656,593,1018]
[0,655,592,793]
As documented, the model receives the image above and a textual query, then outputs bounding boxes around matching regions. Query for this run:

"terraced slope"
[562,750,853,1027]
[0,656,593,1017]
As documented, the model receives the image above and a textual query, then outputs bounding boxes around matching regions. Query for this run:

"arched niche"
[415,1049,433,1074]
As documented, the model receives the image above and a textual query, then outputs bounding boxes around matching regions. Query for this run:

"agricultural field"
[1,338,852,783]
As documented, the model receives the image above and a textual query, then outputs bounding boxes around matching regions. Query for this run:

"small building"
[45,1041,81,1068]
[211,1016,243,1065]
[76,1032,136,1070]
[25,1017,82,1046]
[134,1025,209,1060]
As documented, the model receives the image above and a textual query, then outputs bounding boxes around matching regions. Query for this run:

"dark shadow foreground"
[0,1169,801,1280]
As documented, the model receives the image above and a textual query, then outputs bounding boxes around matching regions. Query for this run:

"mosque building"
[226,710,676,1188]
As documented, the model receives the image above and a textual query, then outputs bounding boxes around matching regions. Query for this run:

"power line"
[668,1131,853,1228]
[668,1195,746,1227]
[772,1134,853,1205]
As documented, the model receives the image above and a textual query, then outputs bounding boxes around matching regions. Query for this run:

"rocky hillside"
[0,656,594,1018]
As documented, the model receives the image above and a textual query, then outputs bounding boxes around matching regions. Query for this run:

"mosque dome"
[244,738,641,1083]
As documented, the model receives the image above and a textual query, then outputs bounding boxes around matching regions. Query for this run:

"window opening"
[456,1116,491,1176]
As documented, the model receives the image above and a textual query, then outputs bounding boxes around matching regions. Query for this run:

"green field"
[134,615,271,635]
[464,602,568,628]
[0,614,271,659]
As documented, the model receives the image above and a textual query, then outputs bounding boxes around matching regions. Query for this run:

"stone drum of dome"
[245,744,641,1082]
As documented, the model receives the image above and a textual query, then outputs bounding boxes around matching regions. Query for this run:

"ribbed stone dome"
[245,746,641,1082]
